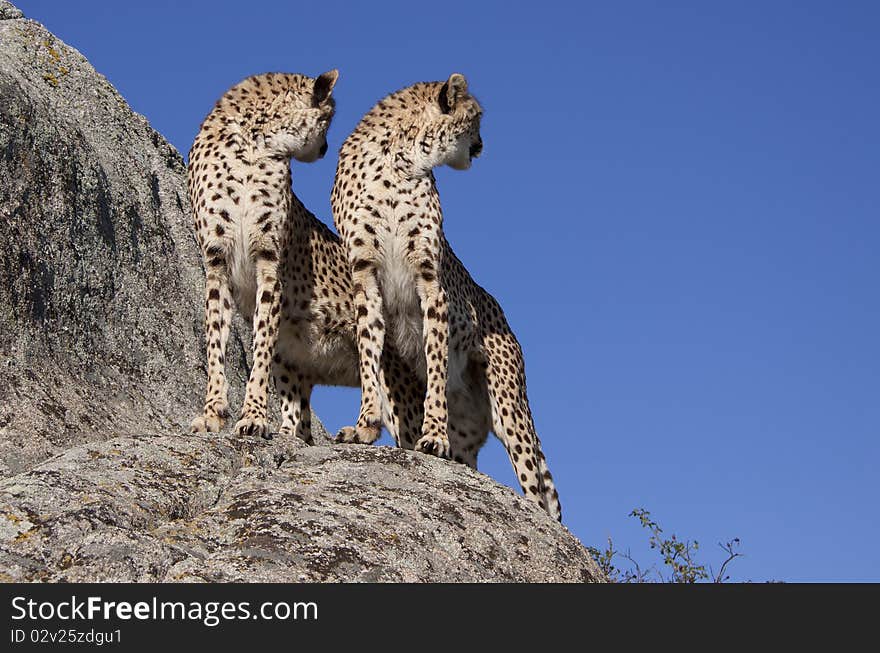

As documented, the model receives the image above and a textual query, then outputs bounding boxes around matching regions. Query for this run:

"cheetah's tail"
[532,430,562,521]
[483,331,562,522]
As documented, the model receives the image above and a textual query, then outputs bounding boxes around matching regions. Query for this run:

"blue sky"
[16,1,879,581]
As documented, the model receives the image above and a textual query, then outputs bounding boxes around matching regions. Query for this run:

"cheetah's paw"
[234,416,270,439]
[335,425,381,444]
[190,412,224,433]
[279,424,314,445]
[190,400,229,433]
[415,433,451,459]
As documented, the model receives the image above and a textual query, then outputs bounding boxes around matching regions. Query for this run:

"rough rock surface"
[0,1,602,582]
[0,0,257,476]
[0,434,601,582]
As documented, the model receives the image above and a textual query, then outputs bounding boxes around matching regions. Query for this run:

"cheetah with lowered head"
[189,70,340,440]
[331,74,561,519]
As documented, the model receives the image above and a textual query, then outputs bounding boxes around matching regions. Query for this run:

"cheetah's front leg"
[235,258,282,438]
[413,268,451,458]
[191,257,232,433]
[336,262,384,444]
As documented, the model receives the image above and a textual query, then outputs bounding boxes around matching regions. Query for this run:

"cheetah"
[186,71,561,518]
[189,70,340,440]
[330,74,562,520]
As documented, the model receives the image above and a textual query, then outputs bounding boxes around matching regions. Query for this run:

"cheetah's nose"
[469,138,482,158]
[319,141,328,157]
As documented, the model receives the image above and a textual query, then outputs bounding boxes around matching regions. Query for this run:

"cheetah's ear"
[439,73,468,114]
[313,69,339,105]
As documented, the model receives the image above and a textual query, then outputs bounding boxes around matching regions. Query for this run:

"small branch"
[713,538,743,583]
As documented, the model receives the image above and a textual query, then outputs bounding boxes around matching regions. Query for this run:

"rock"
[0,0,259,476]
[0,1,22,20]
[0,434,601,582]
[0,2,603,582]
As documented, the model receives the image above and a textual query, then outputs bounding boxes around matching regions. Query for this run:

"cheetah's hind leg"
[379,345,425,449]
[335,345,423,447]
[274,357,314,444]
[446,357,492,468]
[335,424,382,444]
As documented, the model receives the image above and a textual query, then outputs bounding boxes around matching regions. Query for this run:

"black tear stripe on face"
[438,82,451,114]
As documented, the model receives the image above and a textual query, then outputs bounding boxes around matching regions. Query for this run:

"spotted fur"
[189,70,339,440]
[330,74,561,520]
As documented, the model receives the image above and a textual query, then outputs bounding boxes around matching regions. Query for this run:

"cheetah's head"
[432,73,483,171]
[266,70,339,163]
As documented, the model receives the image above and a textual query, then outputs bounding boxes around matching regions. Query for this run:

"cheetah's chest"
[376,225,423,364]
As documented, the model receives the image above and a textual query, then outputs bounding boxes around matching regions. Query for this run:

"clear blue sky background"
[17,1,879,581]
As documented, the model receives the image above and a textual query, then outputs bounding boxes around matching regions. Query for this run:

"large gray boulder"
[0,0,256,476]
[0,1,602,582]
[0,433,600,582]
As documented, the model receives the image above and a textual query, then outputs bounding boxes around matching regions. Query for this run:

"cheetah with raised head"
[331,74,562,519]
[189,70,340,440]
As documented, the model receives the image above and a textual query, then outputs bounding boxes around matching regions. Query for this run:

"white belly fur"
[275,319,360,387]
[229,237,256,321]
[224,177,261,321]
